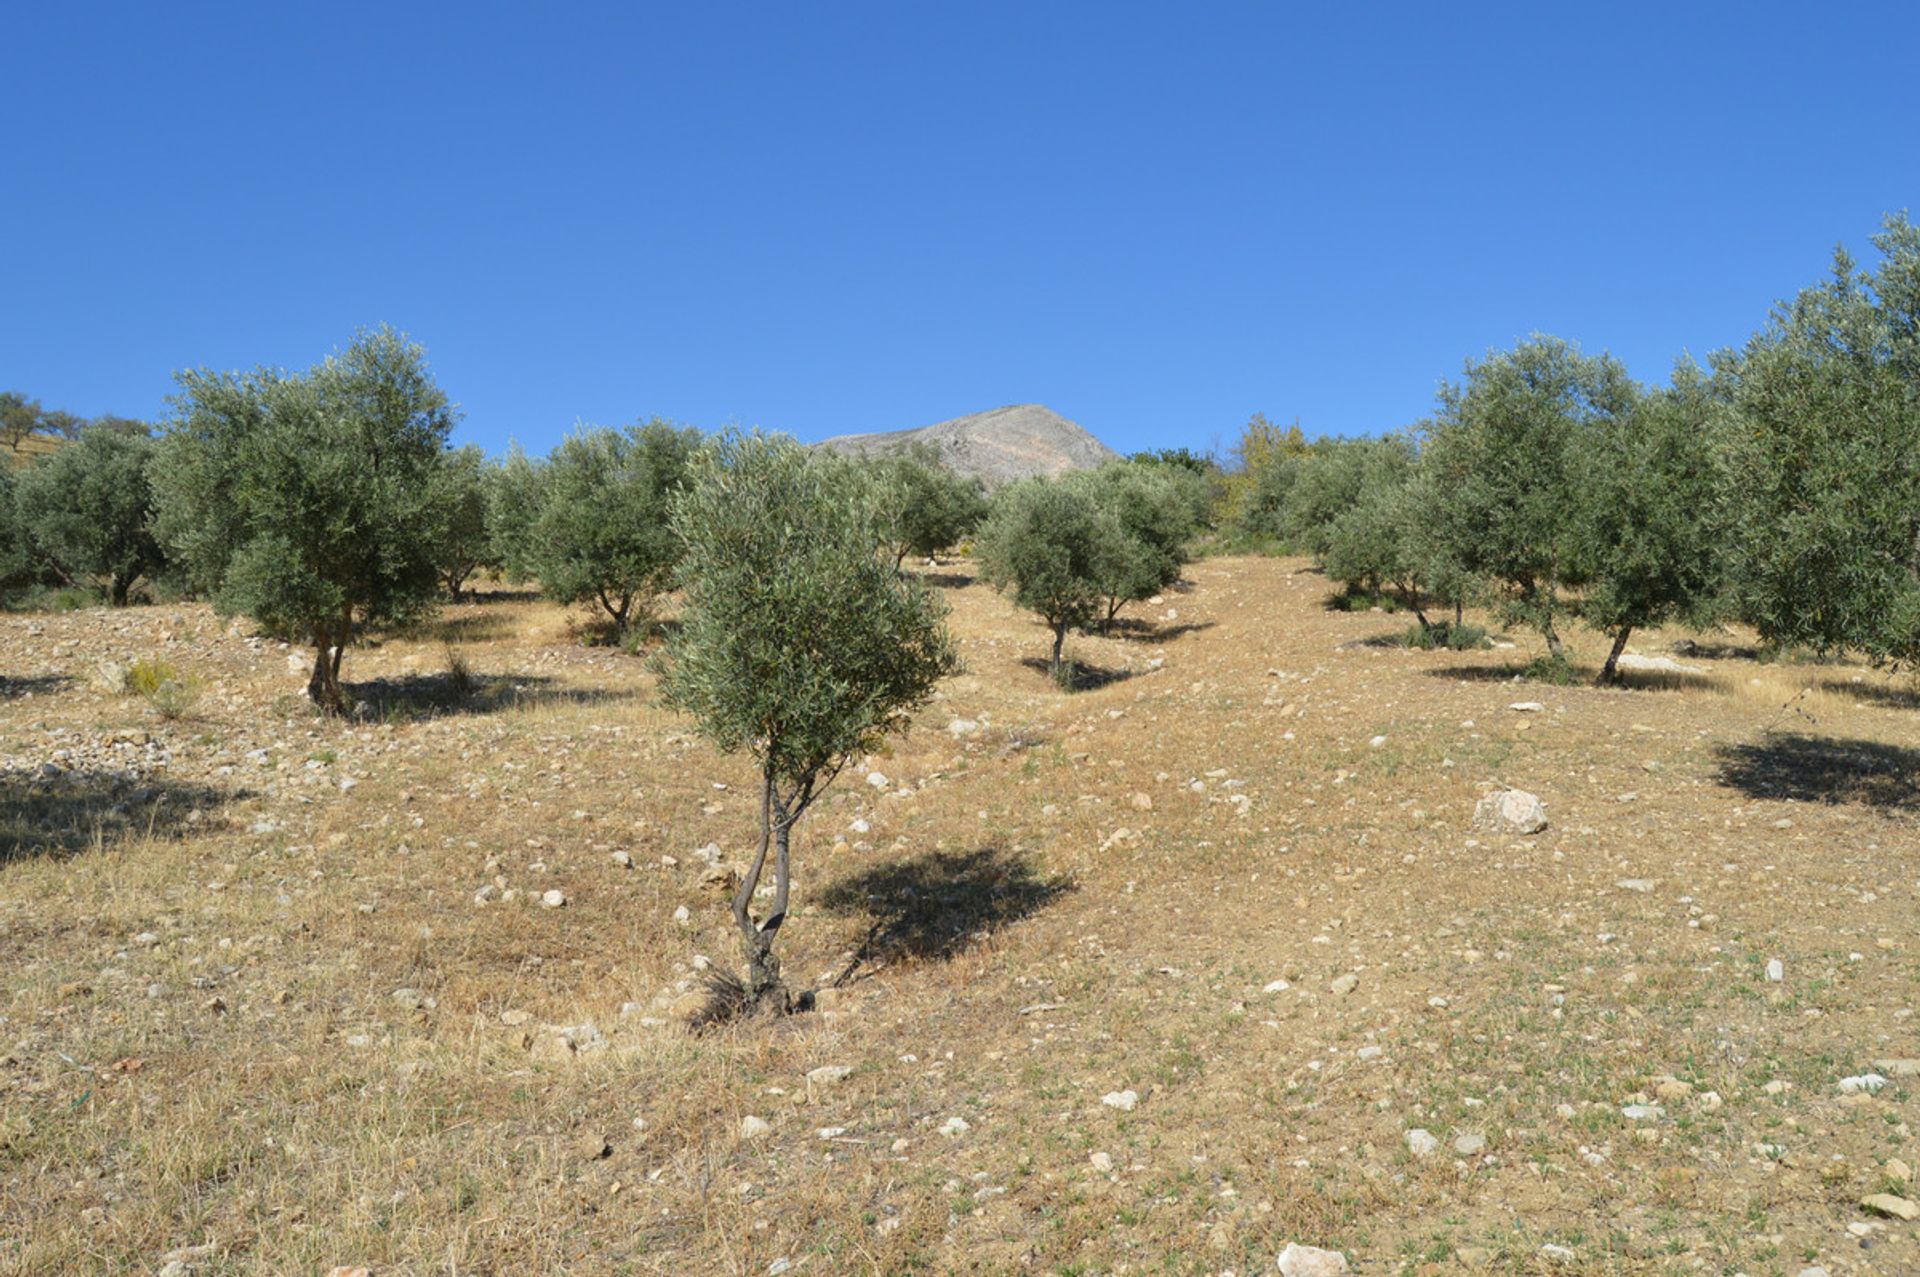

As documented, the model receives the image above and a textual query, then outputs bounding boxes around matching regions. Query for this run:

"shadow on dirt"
[344,672,636,721]
[921,571,976,589]
[0,771,238,863]
[820,846,1072,981]
[0,675,74,700]
[1102,617,1218,644]
[1823,678,1920,711]
[1712,733,1920,814]
[1019,657,1137,691]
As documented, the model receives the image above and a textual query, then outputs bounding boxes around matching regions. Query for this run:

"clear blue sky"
[5,3,1915,457]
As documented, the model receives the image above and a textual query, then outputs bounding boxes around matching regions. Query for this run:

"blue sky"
[5,3,1915,457]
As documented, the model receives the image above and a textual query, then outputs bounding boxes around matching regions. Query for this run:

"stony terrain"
[2,558,1919,1275]
[817,404,1120,486]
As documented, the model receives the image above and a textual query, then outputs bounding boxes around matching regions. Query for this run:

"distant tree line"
[1209,212,1920,682]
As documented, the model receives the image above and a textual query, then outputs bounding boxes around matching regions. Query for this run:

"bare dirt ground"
[3,556,1918,1276]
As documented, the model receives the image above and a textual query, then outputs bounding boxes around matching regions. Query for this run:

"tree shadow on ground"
[921,571,976,589]
[1018,657,1137,691]
[343,672,636,722]
[1338,633,1411,651]
[1423,663,1531,685]
[404,612,520,645]
[0,771,238,863]
[1670,638,1761,662]
[0,674,74,700]
[819,846,1072,983]
[1823,678,1920,711]
[1102,617,1218,644]
[1712,734,1920,814]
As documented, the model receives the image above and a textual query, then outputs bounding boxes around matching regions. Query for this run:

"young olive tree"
[975,477,1117,679]
[1318,434,1427,615]
[867,445,989,568]
[153,326,454,713]
[658,432,959,1009]
[1570,362,1732,684]
[483,442,546,583]
[1716,214,1920,666]
[1421,336,1634,664]
[528,420,700,635]
[13,425,164,605]
[1076,462,1202,631]
[421,444,495,603]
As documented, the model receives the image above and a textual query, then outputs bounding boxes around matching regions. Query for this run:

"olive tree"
[1716,214,1920,666]
[658,432,959,1010]
[1318,434,1427,613]
[868,445,989,567]
[153,326,454,713]
[527,420,700,634]
[14,425,164,604]
[423,444,494,602]
[1421,336,1635,664]
[975,477,1117,679]
[1570,362,1732,683]
[483,442,546,583]
[1076,462,1202,630]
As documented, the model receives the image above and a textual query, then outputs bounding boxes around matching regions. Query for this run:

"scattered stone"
[1368,735,1387,749]
[1509,701,1545,713]
[1615,878,1655,893]
[1766,959,1784,982]
[806,1064,854,1088]
[540,889,567,908]
[1473,788,1547,835]
[610,850,633,868]
[1406,1128,1439,1157]
[1129,791,1154,812]
[1539,1243,1576,1264]
[865,771,889,790]
[1863,1193,1920,1221]
[1329,973,1359,997]
[1889,1158,1914,1184]
[1615,653,1702,675]
[938,1115,971,1138]
[390,987,430,1010]
[740,1115,773,1140]
[1263,979,1291,994]
[1621,1104,1661,1121]
[499,1010,531,1026]
[1454,1132,1487,1156]
[1839,1074,1889,1095]
[578,1133,612,1160]
[1089,1151,1113,1173]
[1276,1242,1350,1276]
[1102,1089,1139,1112]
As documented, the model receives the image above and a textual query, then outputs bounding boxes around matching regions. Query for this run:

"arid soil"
[3,557,1918,1275]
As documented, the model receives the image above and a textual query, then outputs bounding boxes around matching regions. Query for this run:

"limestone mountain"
[818,404,1118,486]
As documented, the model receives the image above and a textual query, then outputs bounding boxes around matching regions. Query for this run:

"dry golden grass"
[3,560,1919,1275]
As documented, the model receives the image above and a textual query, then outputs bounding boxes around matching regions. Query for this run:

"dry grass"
[3,561,1919,1274]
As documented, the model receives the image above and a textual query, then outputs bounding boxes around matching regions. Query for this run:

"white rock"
[1454,1132,1487,1155]
[740,1115,773,1140]
[1540,1243,1577,1264]
[673,905,691,925]
[1406,1128,1439,1157]
[1838,1074,1889,1095]
[1089,1151,1113,1173]
[806,1064,854,1087]
[850,819,871,834]
[1329,973,1359,997]
[947,718,981,736]
[1102,1089,1139,1112]
[938,1115,971,1138]
[1615,878,1655,893]
[1621,1104,1662,1120]
[1474,788,1547,835]
[1368,735,1387,749]
[1263,979,1291,993]
[1509,701,1546,712]
[540,889,567,908]
[1276,1242,1351,1276]
[1766,959,1784,982]
[610,850,633,868]
[865,771,890,790]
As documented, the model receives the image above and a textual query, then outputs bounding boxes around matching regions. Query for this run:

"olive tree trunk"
[1597,627,1633,686]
